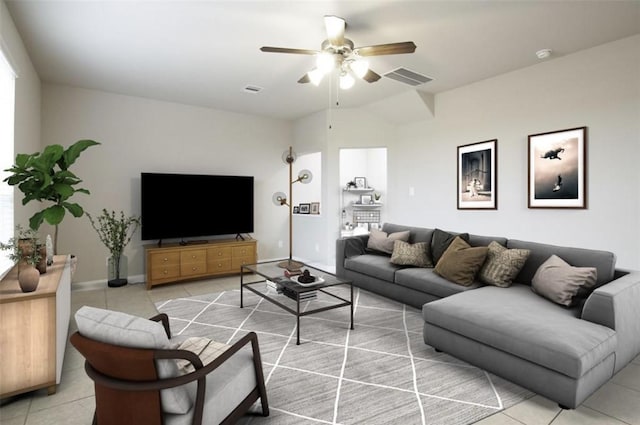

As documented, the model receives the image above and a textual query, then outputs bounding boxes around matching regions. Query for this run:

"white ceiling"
[5,1,640,120]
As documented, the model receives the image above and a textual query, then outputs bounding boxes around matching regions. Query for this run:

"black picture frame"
[528,127,587,209]
[299,203,311,214]
[457,139,498,210]
[293,206,299,214]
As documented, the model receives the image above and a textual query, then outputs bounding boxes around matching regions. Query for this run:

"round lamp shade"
[298,169,313,184]
[282,149,297,164]
[272,192,287,206]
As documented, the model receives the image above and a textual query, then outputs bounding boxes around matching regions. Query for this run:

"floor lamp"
[272,146,313,270]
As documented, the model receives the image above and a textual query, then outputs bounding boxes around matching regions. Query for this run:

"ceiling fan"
[260,15,416,89]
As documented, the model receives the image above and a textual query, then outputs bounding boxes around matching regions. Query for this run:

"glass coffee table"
[241,260,353,345]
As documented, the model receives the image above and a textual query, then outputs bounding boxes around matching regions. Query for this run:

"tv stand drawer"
[208,259,232,273]
[145,239,257,289]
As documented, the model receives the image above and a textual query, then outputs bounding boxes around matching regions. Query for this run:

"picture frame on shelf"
[360,194,373,205]
[457,139,498,210]
[354,177,367,188]
[528,127,587,209]
[293,206,299,214]
[310,202,320,215]
[299,203,311,214]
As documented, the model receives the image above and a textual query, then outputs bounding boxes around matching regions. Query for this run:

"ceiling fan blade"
[362,69,382,83]
[260,46,318,55]
[355,41,417,57]
[324,15,346,47]
[297,74,310,84]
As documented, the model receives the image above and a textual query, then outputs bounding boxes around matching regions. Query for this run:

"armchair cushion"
[75,306,192,414]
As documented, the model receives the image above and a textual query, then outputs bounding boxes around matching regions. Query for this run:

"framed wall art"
[310,202,320,214]
[528,127,587,209]
[299,203,311,214]
[354,177,367,188]
[457,139,497,210]
[360,194,372,205]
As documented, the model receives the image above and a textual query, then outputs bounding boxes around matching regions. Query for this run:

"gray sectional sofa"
[335,223,640,409]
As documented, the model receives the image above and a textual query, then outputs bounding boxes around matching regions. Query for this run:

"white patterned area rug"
[155,286,533,425]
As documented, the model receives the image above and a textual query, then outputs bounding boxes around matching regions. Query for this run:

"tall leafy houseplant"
[3,140,100,253]
[86,209,141,287]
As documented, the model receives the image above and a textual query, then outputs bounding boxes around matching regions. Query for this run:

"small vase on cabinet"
[107,254,128,287]
[18,264,40,292]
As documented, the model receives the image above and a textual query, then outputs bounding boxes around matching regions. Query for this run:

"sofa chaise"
[335,223,640,408]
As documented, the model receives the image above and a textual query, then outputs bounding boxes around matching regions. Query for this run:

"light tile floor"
[1,277,639,425]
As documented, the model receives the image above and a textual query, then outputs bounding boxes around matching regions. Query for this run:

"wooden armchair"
[70,308,269,425]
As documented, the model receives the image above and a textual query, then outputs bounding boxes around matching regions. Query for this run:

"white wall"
[41,84,291,283]
[292,35,639,271]
[0,0,40,231]
[388,35,640,269]
[292,108,395,268]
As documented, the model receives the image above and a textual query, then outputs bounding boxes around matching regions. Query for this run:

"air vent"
[243,85,263,94]
[383,68,433,86]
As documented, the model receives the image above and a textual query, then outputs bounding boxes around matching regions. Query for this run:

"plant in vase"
[0,226,43,292]
[86,209,141,287]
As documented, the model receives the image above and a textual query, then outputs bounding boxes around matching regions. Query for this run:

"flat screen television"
[140,172,254,241]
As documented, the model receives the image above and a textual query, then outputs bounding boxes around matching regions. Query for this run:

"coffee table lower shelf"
[240,262,354,345]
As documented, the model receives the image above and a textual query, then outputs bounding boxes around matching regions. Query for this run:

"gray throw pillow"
[390,240,433,267]
[344,237,365,258]
[431,229,470,264]
[434,236,488,286]
[479,241,531,287]
[531,255,597,307]
[367,228,410,254]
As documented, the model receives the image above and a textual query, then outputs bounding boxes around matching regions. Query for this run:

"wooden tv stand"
[144,239,257,289]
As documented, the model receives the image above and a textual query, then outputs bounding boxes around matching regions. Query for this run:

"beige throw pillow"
[175,336,230,374]
[531,255,597,307]
[434,237,488,286]
[390,240,433,267]
[479,241,531,287]
[367,228,410,254]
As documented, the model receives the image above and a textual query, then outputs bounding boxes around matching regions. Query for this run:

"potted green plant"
[86,209,141,287]
[3,139,100,254]
[0,226,43,292]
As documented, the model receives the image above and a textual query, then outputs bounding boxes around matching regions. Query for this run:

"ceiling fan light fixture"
[349,58,369,79]
[339,72,355,90]
[324,16,345,44]
[316,52,335,74]
[308,68,324,86]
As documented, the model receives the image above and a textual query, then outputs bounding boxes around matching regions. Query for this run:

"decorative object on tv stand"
[271,146,313,270]
[86,209,141,288]
[0,225,43,292]
[3,139,100,254]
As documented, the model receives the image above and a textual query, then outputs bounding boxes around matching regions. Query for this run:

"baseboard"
[72,273,146,291]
